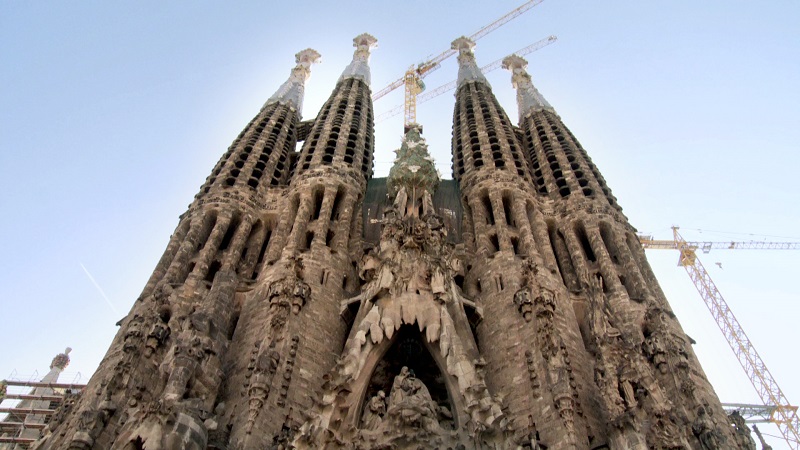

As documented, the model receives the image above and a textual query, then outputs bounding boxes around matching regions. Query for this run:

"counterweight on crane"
[640,226,800,448]
[371,0,546,128]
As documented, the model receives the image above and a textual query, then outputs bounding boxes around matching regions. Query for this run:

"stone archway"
[358,325,457,431]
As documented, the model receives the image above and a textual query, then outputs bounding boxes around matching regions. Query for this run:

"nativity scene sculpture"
[294,126,510,449]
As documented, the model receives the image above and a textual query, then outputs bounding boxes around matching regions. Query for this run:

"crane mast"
[642,227,800,448]
[375,36,558,124]
[372,0,546,128]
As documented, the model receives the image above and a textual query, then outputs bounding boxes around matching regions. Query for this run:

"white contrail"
[79,263,120,315]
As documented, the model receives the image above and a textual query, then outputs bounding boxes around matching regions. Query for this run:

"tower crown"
[265,48,321,117]
[502,54,554,120]
[387,125,440,204]
[452,36,487,88]
[339,33,378,85]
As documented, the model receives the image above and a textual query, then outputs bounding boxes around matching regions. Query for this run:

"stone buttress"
[30,49,321,450]
[451,37,596,449]
[504,54,746,449]
[219,34,379,449]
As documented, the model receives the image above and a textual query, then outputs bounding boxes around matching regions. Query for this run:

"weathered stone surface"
[31,37,745,450]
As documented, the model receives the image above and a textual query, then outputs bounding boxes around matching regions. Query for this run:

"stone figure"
[151,282,174,305]
[387,367,439,431]
[145,320,171,357]
[648,411,690,449]
[70,407,109,448]
[388,366,411,405]
[514,288,534,322]
[728,410,756,450]
[161,311,216,404]
[360,390,386,430]
[245,341,282,432]
[393,186,408,217]
[692,405,724,450]
[123,314,145,353]
[643,333,669,373]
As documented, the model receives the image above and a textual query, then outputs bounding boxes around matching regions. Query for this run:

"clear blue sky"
[2,1,798,446]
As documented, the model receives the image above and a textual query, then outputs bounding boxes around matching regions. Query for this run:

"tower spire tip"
[295,48,322,70]
[503,54,554,119]
[264,48,322,115]
[339,33,378,85]
[452,37,487,88]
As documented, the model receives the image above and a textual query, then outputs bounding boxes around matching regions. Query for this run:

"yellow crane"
[640,226,800,448]
[371,0,546,128]
[375,35,558,124]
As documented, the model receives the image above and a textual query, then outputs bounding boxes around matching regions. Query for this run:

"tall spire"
[339,33,378,85]
[502,54,554,121]
[265,48,321,115]
[452,36,487,88]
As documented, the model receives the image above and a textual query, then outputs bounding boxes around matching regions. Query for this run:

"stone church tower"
[31,34,754,450]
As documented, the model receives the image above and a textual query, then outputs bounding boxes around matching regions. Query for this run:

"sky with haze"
[1,1,799,446]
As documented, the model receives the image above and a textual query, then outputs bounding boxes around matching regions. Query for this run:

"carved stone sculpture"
[360,390,386,430]
[729,410,756,450]
[692,405,724,450]
[145,320,171,357]
[70,408,109,449]
[387,367,440,432]
[513,288,534,322]
[122,314,145,354]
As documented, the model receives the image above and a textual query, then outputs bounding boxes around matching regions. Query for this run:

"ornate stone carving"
[514,288,534,322]
[69,407,109,449]
[728,410,756,450]
[277,335,300,408]
[160,310,218,409]
[360,390,386,430]
[385,367,440,432]
[294,128,511,449]
[245,340,281,433]
[647,410,691,449]
[113,403,209,450]
[524,350,541,397]
[122,314,146,354]
[643,308,690,375]
[692,405,725,450]
[145,314,171,358]
[260,257,311,331]
[50,347,71,370]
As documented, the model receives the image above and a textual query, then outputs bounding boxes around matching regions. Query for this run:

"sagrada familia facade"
[30,33,758,449]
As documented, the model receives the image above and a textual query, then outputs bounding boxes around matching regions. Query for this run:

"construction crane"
[722,402,780,424]
[640,226,800,449]
[371,0,546,128]
[375,35,558,124]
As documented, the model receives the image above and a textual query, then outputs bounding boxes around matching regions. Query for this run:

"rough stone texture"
[31,37,749,450]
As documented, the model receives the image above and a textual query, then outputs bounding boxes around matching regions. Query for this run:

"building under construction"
[11,1,799,447]
[0,349,84,449]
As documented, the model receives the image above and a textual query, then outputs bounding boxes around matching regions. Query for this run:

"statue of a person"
[389,366,411,406]
[361,390,386,430]
[692,405,724,450]
[388,368,439,431]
